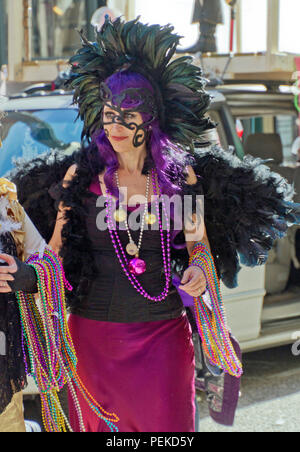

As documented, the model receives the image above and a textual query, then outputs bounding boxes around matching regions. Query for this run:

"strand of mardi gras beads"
[17,251,120,432]
[17,264,82,432]
[189,242,243,378]
[16,248,120,432]
[105,168,171,301]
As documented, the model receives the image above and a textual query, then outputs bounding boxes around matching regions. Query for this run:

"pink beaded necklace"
[105,168,171,302]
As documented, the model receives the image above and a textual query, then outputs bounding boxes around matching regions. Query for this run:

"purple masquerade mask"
[100,82,158,147]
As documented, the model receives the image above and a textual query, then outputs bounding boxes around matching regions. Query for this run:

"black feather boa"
[12,145,103,309]
[189,146,300,287]
[10,145,300,309]
[10,150,77,243]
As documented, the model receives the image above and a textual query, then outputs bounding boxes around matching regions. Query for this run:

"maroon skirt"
[68,313,195,432]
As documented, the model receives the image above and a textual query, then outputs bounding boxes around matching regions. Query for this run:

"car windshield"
[0,109,83,176]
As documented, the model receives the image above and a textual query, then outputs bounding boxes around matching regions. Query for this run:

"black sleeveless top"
[69,183,185,323]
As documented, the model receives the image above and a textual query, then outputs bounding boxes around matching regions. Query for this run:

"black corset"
[70,193,184,322]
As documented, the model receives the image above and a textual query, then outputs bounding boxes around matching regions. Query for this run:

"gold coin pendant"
[126,242,139,256]
[145,212,157,225]
[113,208,127,223]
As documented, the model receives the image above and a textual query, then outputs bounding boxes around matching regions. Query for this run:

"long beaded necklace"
[115,170,150,274]
[190,242,243,378]
[16,248,120,432]
[105,168,172,302]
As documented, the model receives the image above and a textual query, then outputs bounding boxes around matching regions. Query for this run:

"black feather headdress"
[67,16,214,147]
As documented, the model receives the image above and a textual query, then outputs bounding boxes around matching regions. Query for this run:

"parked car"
[0,93,82,176]
[1,85,299,394]
[219,80,299,167]
[0,87,244,176]
[220,80,300,351]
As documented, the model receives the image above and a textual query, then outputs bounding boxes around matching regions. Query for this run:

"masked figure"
[4,17,300,432]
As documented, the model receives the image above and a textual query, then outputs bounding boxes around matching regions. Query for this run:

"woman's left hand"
[0,254,17,294]
[178,265,207,298]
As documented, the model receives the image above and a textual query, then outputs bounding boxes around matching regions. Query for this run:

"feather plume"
[66,16,214,148]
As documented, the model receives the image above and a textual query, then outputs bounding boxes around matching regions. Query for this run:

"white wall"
[279,0,300,54]
[240,0,268,53]
[108,0,132,18]
[134,0,232,53]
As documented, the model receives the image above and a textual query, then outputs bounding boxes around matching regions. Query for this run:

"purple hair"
[92,71,192,199]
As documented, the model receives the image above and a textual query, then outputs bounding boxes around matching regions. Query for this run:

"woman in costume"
[45,17,300,431]
[48,56,213,434]
[3,17,300,433]
[0,178,47,432]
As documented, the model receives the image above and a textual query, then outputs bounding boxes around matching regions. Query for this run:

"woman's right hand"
[0,254,17,293]
[0,254,38,294]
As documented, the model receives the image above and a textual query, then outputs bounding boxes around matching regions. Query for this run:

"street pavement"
[197,344,300,432]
